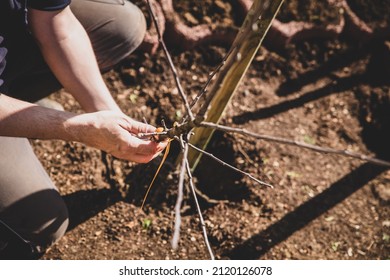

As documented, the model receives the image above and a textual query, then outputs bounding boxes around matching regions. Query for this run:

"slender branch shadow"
[233,74,365,124]
[63,188,122,231]
[276,45,371,97]
[193,131,255,202]
[276,41,389,97]
[124,154,179,209]
[234,41,390,125]
[224,163,388,259]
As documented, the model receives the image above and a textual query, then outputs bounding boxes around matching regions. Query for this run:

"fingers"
[122,143,165,163]
[128,151,161,164]
[115,134,168,163]
[127,136,166,154]
[120,117,168,154]
[121,116,157,135]
[89,111,168,163]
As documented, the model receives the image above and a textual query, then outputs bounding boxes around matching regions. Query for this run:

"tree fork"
[187,0,285,170]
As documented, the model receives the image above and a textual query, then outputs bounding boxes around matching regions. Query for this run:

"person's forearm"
[0,94,166,163]
[0,94,74,140]
[27,7,120,113]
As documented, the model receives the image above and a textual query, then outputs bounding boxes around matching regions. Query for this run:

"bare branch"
[138,118,390,168]
[144,0,194,121]
[200,122,390,168]
[137,130,167,139]
[184,154,215,260]
[194,188,228,204]
[188,143,274,188]
[171,136,188,250]
[189,46,237,109]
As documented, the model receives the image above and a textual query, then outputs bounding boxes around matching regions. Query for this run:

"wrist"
[62,113,92,143]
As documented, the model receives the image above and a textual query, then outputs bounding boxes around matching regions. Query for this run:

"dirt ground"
[37,0,389,260]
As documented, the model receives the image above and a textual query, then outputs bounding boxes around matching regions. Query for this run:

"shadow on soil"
[233,73,365,122]
[124,130,260,211]
[224,163,388,259]
[63,188,121,232]
[234,41,390,160]
[193,131,259,203]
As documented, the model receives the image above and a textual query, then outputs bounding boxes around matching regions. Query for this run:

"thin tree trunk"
[188,0,285,170]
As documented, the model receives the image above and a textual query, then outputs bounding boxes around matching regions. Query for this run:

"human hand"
[64,111,167,163]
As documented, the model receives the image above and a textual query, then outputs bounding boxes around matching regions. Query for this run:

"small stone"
[183,12,198,25]
[215,0,227,10]
[373,184,390,203]
[347,248,353,257]
[382,220,390,227]
[203,16,212,24]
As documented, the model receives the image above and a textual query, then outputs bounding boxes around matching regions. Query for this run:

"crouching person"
[0,0,166,259]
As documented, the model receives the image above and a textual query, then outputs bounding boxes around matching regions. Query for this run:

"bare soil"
[347,0,390,28]
[278,0,341,25]
[37,0,389,260]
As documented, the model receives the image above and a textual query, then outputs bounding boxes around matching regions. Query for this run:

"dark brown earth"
[278,0,341,25]
[37,0,389,260]
[347,0,390,28]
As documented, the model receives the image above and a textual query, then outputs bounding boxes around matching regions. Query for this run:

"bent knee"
[114,2,147,52]
[0,189,69,252]
[98,2,147,69]
[32,194,69,251]
[72,0,147,70]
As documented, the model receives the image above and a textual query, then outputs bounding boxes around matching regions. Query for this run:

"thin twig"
[189,46,237,109]
[171,135,188,250]
[194,188,228,204]
[184,153,215,260]
[195,0,284,119]
[145,0,194,121]
[139,119,390,168]
[200,122,390,168]
[137,130,167,139]
[142,117,149,125]
[188,143,274,188]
